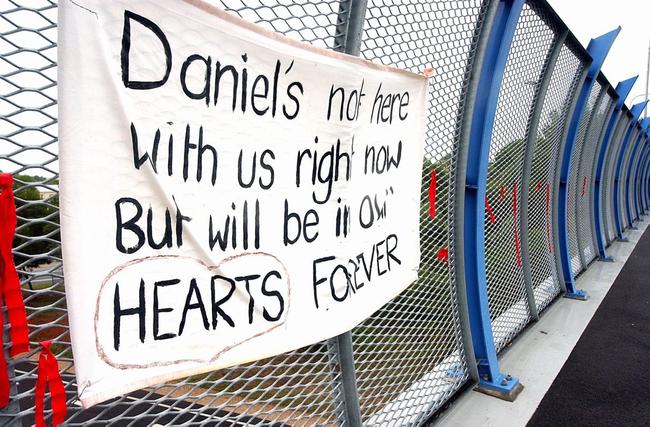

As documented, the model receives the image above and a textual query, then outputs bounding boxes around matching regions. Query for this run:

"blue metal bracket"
[462,0,525,401]
[558,28,620,299]
[593,76,637,262]
[613,101,647,239]
[630,120,650,221]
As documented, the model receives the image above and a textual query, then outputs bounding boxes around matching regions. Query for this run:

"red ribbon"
[428,169,437,219]
[0,174,30,357]
[534,181,542,192]
[513,183,522,268]
[35,341,66,427]
[545,182,553,253]
[581,176,587,197]
[0,321,7,408]
[436,247,449,264]
[499,185,505,200]
[0,174,30,408]
[485,196,496,224]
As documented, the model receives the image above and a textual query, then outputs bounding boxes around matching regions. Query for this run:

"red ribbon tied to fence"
[0,173,30,357]
[513,182,522,268]
[428,169,437,219]
[436,247,449,264]
[581,176,587,197]
[0,174,30,408]
[35,341,66,427]
[485,196,496,224]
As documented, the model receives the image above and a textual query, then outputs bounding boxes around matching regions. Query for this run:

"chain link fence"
[0,0,645,425]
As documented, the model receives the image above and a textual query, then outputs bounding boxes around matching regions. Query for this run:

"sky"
[548,0,650,109]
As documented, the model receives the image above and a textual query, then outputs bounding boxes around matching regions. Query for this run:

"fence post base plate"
[598,255,615,262]
[475,375,523,402]
[564,289,589,300]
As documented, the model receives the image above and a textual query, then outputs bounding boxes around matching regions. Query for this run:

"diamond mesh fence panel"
[619,126,640,230]
[635,140,648,218]
[574,84,609,266]
[637,144,648,215]
[0,0,350,425]
[0,0,496,425]
[566,82,601,276]
[2,0,639,425]
[590,95,616,253]
[590,92,616,250]
[603,113,631,244]
[601,110,624,245]
[483,3,555,352]
[636,141,645,218]
[627,135,644,222]
[639,145,649,215]
[526,43,582,313]
[350,0,489,424]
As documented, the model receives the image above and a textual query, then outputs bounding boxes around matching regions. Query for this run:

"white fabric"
[58,0,428,407]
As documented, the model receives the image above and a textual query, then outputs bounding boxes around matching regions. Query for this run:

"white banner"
[59,0,428,407]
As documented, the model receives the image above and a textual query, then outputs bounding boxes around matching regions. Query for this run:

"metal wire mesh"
[526,43,581,312]
[619,126,640,230]
[634,141,648,217]
[0,0,500,425]
[574,84,610,265]
[640,145,650,215]
[1,0,639,425]
[566,82,601,276]
[638,144,648,215]
[1,0,351,425]
[638,144,649,216]
[350,0,489,424]
[590,92,616,250]
[483,3,555,351]
[627,134,644,222]
[603,113,631,243]
[601,112,624,244]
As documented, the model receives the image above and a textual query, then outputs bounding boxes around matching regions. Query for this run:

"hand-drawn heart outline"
[94,252,290,369]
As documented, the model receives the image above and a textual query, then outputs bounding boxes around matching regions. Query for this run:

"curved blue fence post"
[641,144,650,213]
[613,101,647,240]
[593,76,637,261]
[558,28,619,299]
[462,0,525,400]
[644,145,649,212]
[630,119,650,222]
[644,148,649,212]
[641,152,650,213]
